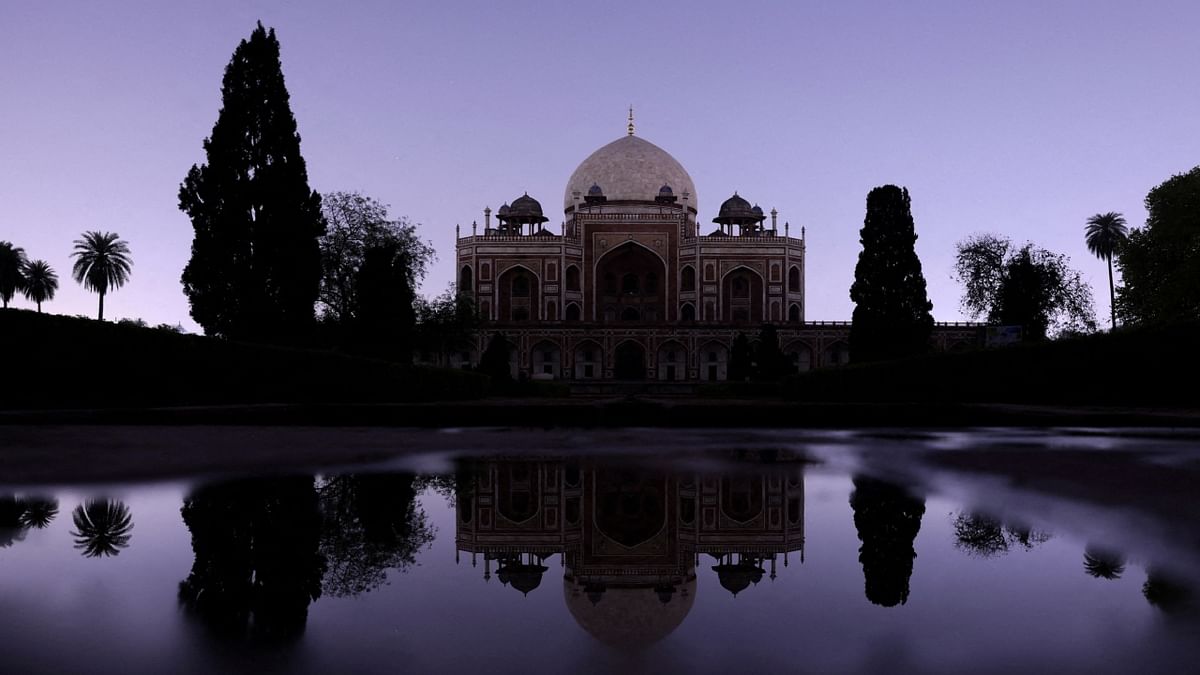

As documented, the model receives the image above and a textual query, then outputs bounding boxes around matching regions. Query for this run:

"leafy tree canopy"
[1116,166,1200,325]
[849,185,934,362]
[954,234,1096,340]
[318,190,435,323]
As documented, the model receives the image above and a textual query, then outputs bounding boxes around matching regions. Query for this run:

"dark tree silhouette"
[178,477,325,643]
[318,191,434,323]
[849,185,934,363]
[1116,166,1200,325]
[317,473,435,597]
[20,260,58,312]
[353,244,416,361]
[415,285,481,367]
[1084,212,1128,330]
[71,499,134,557]
[70,231,132,321]
[1143,569,1194,615]
[753,324,791,380]
[478,332,512,384]
[729,332,752,381]
[849,477,925,607]
[0,241,28,308]
[180,22,325,342]
[955,234,1096,340]
[0,496,28,548]
[1083,547,1126,580]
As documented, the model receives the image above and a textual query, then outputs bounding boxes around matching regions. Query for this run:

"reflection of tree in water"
[0,495,60,548]
[952,512,1050,557]
[178,477,325,643]
[1143,569,1195,616]
[1083,547,1126,580]
[71,499,133,557]
[850,477,925,607]
[317,473,435,597]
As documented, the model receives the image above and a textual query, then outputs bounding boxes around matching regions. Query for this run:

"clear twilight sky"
[2,1,1198,331]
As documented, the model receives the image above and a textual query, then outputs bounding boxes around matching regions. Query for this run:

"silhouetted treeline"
[781,320,1200,406]
[0,309,487,409]
[850,477,925,607]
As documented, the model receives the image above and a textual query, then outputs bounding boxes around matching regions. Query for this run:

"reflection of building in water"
[455,460,805,647]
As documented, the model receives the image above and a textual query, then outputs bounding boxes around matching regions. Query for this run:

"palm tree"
[71,499,134,557]
[1084,212,1128,330]
[20,260,58,313]
[70,231,132,321]
[0,241,28,308]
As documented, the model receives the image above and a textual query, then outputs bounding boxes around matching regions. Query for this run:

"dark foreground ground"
[2,398,1197,431]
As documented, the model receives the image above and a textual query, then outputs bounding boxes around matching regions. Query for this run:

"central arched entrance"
[595,242,666,323]
[613,341,646,380]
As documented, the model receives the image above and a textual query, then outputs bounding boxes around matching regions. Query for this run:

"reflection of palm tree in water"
[849,477,925,607]
[71,499,133,557]
[1083,547,1126,580]
[0,496,59,548]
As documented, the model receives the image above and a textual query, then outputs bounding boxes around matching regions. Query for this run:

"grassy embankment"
[1,309,488,409]
[777,321,1200,407]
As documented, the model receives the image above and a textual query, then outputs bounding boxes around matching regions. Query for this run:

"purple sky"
[3,1,1198,330]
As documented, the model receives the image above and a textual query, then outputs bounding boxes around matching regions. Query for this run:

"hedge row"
[1,309,489,409]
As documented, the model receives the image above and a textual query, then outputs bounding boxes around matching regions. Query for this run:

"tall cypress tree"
[849,185,934,362]
[180,22,325,342]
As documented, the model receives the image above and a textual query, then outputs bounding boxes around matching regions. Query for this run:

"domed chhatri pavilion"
[455,114,981,380]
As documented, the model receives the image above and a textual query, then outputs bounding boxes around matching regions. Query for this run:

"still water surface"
[1,429,1197,674]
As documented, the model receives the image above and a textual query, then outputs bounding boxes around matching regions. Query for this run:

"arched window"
[681,266,695,292]
[732,276,750,298]
[547,263,557,282]
[621,273,640,294]
[788,266,800,292]
[704,264,715,282]
[460,265,473,289]
[481,263,491,280]
[621,307,640,321]
[645,272,658,294]
[788,303,801,323]
[680,303,696,322]
[565,303,581,321]
[566,266,580,291]
[512,273,530,297]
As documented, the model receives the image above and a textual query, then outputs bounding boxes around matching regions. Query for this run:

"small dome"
[659,184,673,195]
[752,204,764,215]
[588,183,604,196]
[498,203,510,215]
[713,192,760,224]
[507,193,549,224]
[712,561,764,596]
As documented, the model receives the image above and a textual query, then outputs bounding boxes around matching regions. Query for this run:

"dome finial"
[627,105,635,136]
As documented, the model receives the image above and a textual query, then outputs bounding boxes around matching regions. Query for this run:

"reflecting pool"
[1,428,1198,673]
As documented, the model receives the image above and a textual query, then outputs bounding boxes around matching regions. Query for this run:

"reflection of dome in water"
[564,577,697,649]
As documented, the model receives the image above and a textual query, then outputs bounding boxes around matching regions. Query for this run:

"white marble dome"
[563,135,697,212]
